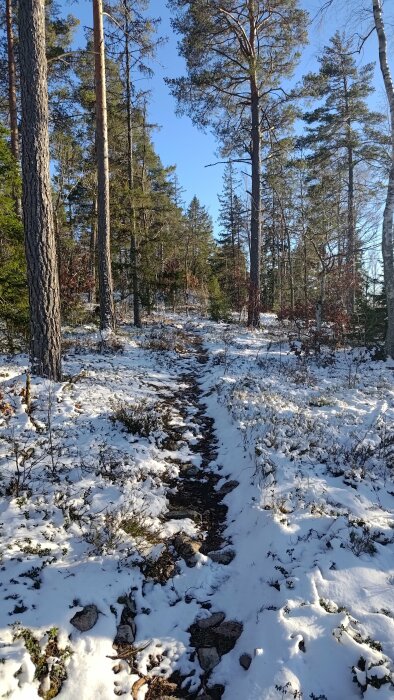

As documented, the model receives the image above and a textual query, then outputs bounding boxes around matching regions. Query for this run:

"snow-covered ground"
[0,314,393,699]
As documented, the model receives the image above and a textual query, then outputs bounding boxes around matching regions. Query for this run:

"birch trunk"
[18,0,62,380]
[372,0,394,357]
[93,0,115,333]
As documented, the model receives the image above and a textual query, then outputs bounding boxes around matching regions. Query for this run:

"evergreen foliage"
[0,0,391,355]
[0,126,27,348]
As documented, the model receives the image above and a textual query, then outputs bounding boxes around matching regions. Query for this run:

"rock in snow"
[239,653,252,670]
[197,646,221,671]
[113,621,136,647]
[195,612,226,630]
[70,604,99,632]
[208,548,236,565]
[173,532,202,566]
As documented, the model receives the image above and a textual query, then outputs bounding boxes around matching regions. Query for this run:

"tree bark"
[343,73,356,315]
[93,0,115,333]
[247,33,262,327]
[372,0,394,357]
[18,0,62,380]
[6,0,21,215]
[88,195,98,303]
[124,0,141,327]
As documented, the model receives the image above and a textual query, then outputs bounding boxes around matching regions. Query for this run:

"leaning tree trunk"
[18,0,62,380]
[372,0,394,357]
[6,0,21,215]
[93,0,115,333]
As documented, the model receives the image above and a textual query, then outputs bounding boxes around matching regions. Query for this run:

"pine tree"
[372,0,394,358]
[93,0,115,333]
[18,0,62,379]
[167,0,307,326]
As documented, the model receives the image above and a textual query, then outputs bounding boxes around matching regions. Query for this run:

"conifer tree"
[217,164,247,311]
[93,0,115,333]
[183,196,214,310]
[167,0,307,326]
[372,0,394,358]
[0,125,26,348]
[301,32,386,315]
[18,0,62,379]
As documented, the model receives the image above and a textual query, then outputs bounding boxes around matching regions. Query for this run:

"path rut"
[112,330,241,699]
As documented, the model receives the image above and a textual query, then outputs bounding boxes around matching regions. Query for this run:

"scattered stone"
[212,620,243,654]
[142,548,178,584]
[113,621,136,647]
[166,509,200,521]
[120,606,135,626]
[173,533,202,566]
[195,612,226,630]
[184,466,200,477]
[239,653,252,670]
[217,480,239,496]
[208,549,236,565]
[117,593,136,614]
[70,604,98,632]
[190,618,243,655]
[197,646,221,672]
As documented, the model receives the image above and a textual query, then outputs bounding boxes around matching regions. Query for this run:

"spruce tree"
[217,164,247,311]
[301,32,386,315]
[183,196,214,310]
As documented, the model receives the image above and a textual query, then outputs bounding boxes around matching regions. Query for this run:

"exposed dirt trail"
[119,331,241,700]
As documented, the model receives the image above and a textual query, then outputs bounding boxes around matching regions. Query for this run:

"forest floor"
[0,314,393,700]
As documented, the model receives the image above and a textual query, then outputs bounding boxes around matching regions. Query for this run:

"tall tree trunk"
[285,220,294,316]
[88,195,98,303]
[372,0,394,357]
[6,0,21,215]
[246,1,261,326]
[93,0,115,333]
[18,0,62,380]
[347,142,356,313]
[344,73,356,315]
[248,68,262,327]
[124,0,141,327]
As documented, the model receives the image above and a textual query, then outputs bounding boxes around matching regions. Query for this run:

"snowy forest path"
[117,327,241,700]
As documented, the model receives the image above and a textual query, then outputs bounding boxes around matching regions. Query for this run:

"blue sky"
[62,0,394,233]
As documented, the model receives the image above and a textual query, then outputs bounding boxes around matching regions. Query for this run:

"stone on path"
[195,612,226,630]
[217,480,239,496]
[197,646,220,672]
[239,653,252,670]
[208,549,236,565]
[212,620,243,654]
[113,621,136,648]
[173,532,202,566]
[70,604,98,632]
